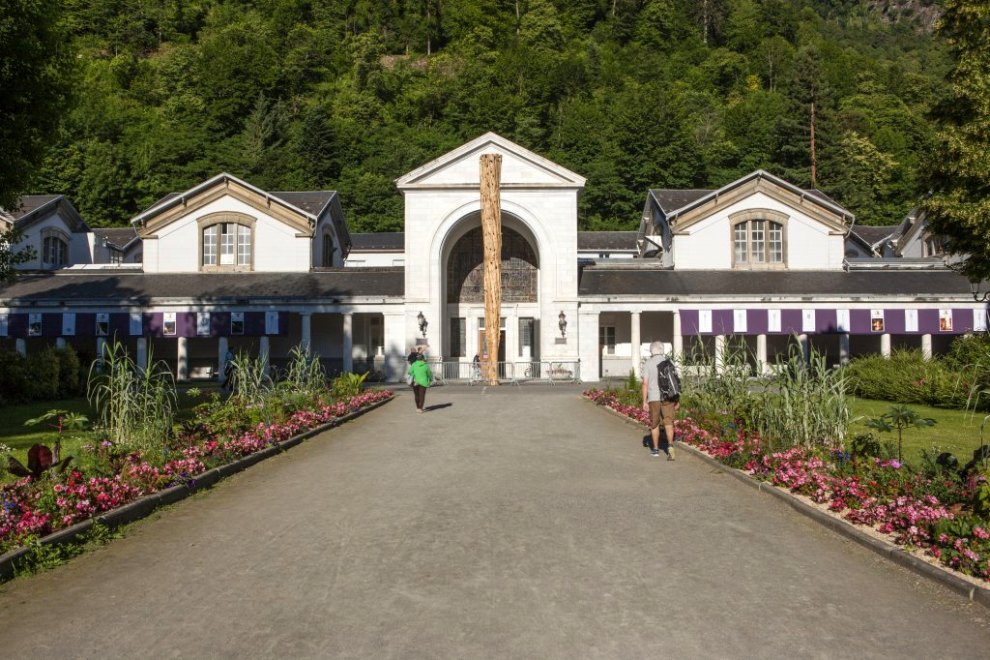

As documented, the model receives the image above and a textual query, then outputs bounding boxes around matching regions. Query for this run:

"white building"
[0,133,983,382]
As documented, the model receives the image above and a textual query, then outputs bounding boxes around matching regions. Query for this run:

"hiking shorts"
[648,400,677,429]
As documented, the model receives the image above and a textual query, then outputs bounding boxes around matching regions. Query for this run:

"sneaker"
[667,447,676,461]
[651,449,660,458]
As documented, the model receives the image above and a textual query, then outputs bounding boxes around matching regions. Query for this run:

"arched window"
[322,232,335,267]
[42,231,68,268]
[730,211,787,268]
[447,226,538,303]
[199,214,255,271]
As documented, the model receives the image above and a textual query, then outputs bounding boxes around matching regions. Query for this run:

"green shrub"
[0,350,28,404]
[55,345,82,397]
[331,371,368,398]
[846,349,973,410]
[24,347,60,401]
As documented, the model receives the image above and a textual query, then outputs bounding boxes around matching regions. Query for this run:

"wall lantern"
[558,311,567,338]
[417,311,428,338]
[970,279,990,303]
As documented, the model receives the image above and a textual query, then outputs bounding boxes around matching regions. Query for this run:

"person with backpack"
[641,341,681,460]
[407,350,433,413]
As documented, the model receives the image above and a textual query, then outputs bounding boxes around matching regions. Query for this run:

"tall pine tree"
[922,0,990,280]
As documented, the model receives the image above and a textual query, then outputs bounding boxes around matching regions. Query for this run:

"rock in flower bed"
[0,390,392,555]
[585,388,990,581]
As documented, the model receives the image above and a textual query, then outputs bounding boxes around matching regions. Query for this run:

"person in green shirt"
[407,351,433,413]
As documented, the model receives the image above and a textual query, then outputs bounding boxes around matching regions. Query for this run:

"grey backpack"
[657,359,681,401]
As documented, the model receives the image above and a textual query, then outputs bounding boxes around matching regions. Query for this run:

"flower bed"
[585,388,990,582]
[0,390,392,555]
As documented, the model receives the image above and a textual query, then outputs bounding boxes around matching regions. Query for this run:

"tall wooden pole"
[480,153,502,386]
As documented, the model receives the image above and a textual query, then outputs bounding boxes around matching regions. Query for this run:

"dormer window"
[730,210,787,269]
[41,229,69,268]
[199,213,255,271]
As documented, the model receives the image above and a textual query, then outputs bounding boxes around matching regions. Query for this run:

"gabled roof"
[350,232,405,251]
[12,195,89,233]
[577,231,638,251]
[131,173,330,236]
[395,132,586,189]
[648,171,854,230]
[93,227,140,250]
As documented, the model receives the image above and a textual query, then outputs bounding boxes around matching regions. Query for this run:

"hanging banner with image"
[62,313,75,336]
[231,312,244,335]
[265,311,279,335]
[163,312,177,336]
[767,309,781,333]
[835,309,850,333]
[130,313,143,336]
[96,313,110,336]
[197,312,211,336]
[904,309,919,333]
[28,313,42,337]
[0,313,7,337]
[802,309,816,333]
[733,309,747,333]
[939,309,953,332]
[975,308,988,333]
[698,310,712,334]
[870,309,885,333]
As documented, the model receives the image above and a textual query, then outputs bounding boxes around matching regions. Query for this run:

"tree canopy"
[922,0,990,280]
[14,1,955,232]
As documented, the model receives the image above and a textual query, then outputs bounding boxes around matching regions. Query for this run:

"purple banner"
[676,308,981,337]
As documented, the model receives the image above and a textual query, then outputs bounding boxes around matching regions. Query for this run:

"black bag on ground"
[656,359,680,402]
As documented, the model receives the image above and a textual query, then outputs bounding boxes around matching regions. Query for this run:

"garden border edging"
[0,393,394,581]
[590,399,990,610]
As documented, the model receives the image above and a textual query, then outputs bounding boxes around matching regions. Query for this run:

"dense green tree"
[922,0,990,280]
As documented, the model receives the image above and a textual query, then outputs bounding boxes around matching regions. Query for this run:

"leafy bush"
[846,349,972,410]
[0,350,28,404]
[331,372,368,398]
[24,347,60,401]
[54,345,82,397]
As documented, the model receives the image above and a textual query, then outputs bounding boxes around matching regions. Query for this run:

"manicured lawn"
[849,397,990,465]
[0,388,212,457]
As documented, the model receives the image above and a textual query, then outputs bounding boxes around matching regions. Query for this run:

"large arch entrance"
[441,213,541,376]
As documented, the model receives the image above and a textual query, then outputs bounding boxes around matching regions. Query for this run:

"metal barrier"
[417,359,581,385]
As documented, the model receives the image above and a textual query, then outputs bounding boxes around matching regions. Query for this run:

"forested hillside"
[32,0,949,231]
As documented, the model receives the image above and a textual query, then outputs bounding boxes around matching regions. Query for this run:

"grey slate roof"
[649,186,843,215]
[9,195,60,219]
[350,232,405,250]
[577,231,638,251]
[93,227,139,249]
[852,224,899,246]
[270,191,335,216]
[0,269,404,304]
[143,191,334,219]
[578,266,973,298]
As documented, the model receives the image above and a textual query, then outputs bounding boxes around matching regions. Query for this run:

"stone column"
[881,333,891,358]
[383,312,407,382]
[217,336,229,383]
[136,337,148,372]
[798,333,810,364]
[713,334,726,374]
[15,338,26,356]
[259,336,270,375]
[672,310,683,362]
[756,334,768,375]
[176,336,188,381]
[921,333,933,361]
[55,337,66,350]
[630,311,641,374]
[578,310,600,382]
[342,312,354,373]
[300,312,312,354]
[839,333,851,365]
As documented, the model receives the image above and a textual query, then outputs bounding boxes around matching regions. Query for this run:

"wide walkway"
[1,385,988,658]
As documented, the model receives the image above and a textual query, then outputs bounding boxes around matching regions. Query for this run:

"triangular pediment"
[133,173,316,237]
[395,132,586,190]
[670,171,852,234]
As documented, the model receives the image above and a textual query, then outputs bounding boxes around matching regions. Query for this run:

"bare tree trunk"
[480,154,503,386]
[701,0,710,45]
[810,100,817,187]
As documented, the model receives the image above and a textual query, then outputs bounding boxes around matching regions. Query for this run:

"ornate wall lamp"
[558,311,567,338]
[417,311,428,338]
